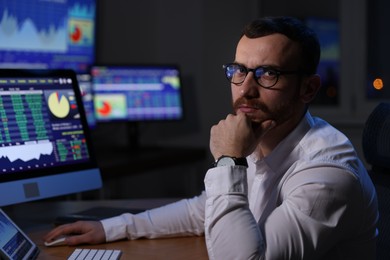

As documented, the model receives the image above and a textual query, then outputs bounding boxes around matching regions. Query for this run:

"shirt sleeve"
[204,165,371,260]
[101,192,206,241]
[204,165,265,260]
[262,166,373,260]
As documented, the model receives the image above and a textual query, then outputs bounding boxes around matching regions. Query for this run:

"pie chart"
[97,101,112,116]
[48,92,70,118]
[70,25,82,43]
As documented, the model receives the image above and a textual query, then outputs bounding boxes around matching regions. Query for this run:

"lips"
[234,101,270,123]
[238,105,259,114]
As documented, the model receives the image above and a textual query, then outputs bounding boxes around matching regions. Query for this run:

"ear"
[300,74,321,104]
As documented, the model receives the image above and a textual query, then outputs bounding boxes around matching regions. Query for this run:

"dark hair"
[242,16,321,75]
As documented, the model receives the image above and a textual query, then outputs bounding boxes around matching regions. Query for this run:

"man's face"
[232,33,307,130]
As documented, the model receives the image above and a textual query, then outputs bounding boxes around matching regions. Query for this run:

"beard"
[232,95,300,129]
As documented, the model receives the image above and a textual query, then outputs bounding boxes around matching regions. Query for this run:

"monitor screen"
[0,0,96,74]
[0,0,97,129]
[0,69,102,206]
[91,65,184,122]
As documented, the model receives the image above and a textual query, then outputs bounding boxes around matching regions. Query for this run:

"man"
[45,16,378,259]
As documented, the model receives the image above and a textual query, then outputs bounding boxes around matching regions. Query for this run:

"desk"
[3,199,209,260]
[29,230,207,260]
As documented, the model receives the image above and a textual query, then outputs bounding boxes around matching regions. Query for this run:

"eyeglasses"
[223,63,302,88]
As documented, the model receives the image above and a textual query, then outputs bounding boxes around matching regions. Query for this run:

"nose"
[239,71,260,98]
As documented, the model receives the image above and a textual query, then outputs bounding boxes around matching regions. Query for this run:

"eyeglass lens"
[224,64,278,88]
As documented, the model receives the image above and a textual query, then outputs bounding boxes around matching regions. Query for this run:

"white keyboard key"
[85,249,98,260]
[109,250,122,260]
[93,250,105,259]
[101,250,113,260]
[68,248,122,260]
[68,248,83,260]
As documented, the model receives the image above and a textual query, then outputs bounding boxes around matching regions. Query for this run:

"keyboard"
[67,248,122,260]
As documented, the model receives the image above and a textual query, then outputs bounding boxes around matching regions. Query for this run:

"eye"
[262,68,278,78]
[229,65,246,76]
[237,66,246,73]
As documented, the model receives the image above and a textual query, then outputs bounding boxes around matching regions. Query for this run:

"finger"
[44,225,68,241]
[261,119,276,132]
[234,111,252,127]
[235,109,245,115]
[44,222,81,241]
[253,119,276,139]
[235,110,248,120]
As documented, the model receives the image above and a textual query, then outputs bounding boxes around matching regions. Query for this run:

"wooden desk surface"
[4,199,209,259]
[29,229,208,260]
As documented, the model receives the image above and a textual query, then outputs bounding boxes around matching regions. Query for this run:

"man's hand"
[44,221,106,246]
[210,112,275,160]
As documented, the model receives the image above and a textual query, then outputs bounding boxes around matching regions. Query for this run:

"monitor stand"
[126,122,162,154]
[127,122,140,151]
[92,122,169,167]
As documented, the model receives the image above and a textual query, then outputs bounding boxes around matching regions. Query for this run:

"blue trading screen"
[0,0,96,73]
[0,73,91,176]
[91,65,184,122]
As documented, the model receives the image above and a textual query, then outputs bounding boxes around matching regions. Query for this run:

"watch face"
[216,156,235,166]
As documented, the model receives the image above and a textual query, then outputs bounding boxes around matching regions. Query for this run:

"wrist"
[213,155,248,168]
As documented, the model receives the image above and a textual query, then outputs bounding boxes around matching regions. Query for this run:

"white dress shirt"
[101,112,378,260]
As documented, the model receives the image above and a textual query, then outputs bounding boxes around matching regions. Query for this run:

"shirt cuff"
[101,215,131,242]
[204,165,248,197]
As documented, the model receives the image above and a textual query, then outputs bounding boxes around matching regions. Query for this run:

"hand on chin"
[250,118,276,137]
[235,109,276,137]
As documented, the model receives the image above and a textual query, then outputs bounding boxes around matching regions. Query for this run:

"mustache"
[232,97,270,114]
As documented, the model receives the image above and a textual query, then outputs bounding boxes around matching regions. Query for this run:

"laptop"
[0,208,39,260]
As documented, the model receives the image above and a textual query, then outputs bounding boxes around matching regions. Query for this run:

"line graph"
[0,1,67,52]
[0,140,54,163]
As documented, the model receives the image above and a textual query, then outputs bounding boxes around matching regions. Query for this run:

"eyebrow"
[233,62,284,70]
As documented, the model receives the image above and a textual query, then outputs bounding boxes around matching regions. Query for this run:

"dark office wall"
[93,0,367,157]
[93,0,259,149]
[89,0,370,198]
[367,0,390,99]
[258,0,338,18]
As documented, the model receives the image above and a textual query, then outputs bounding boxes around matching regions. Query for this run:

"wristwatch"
[214,155,248,168]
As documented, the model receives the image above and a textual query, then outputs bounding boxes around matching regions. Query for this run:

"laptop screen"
[0,209,39,260]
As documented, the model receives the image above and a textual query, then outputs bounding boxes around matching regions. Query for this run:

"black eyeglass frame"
[223,63,303,89]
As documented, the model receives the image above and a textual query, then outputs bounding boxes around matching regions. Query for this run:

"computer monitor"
[0,0,96,73]
[91,65,184,123]
[0,0,97,129]
[0,69,102,207]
